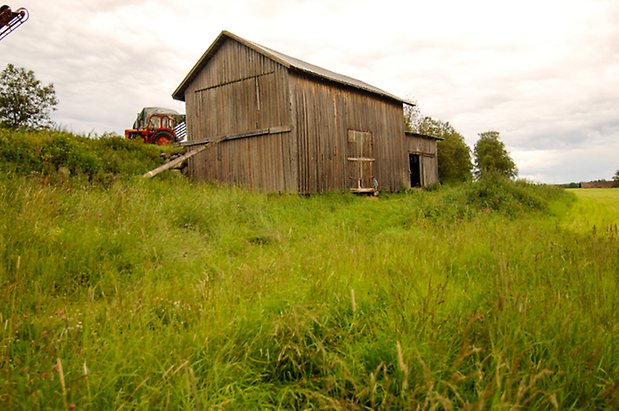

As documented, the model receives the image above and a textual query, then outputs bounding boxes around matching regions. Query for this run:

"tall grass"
[0,130,617,409]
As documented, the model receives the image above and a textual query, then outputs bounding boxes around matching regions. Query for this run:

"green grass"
[0,130,617,409]
[564,189,619,236]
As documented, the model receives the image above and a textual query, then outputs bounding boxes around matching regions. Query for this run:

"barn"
[172,31,440,193]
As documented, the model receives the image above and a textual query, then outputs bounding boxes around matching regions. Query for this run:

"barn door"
[347,130,375,192]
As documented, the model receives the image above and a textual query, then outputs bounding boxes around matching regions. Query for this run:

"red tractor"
[125,107,186,145]
[0,4,29,41]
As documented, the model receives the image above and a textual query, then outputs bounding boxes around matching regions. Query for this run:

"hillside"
[0,128,182,183]
[0,129,617,409]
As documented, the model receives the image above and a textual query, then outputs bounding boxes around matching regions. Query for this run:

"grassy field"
[0,130,617,409]
[564,189,619,235]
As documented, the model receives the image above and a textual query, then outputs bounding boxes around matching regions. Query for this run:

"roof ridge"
[173,30,412,105]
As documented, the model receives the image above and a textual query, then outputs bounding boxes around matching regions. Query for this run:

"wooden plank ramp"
[142,143,210,179]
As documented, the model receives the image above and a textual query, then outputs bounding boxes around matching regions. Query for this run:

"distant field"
[564,188,619,234]
[0,131,617,409]
[567,187,619,209]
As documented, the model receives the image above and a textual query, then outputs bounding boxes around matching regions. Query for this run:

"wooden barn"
[172,31,440,193]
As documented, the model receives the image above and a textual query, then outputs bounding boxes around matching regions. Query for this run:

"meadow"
[0,129,617,409]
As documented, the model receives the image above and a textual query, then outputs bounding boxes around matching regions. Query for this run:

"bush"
[41,135,101,177]
[465,174,550,216]
[0,131,42,173]
[398,176,568,223]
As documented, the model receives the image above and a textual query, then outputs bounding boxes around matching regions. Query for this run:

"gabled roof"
[172,30,412,105]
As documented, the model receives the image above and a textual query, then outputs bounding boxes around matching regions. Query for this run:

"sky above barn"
[2,0,618,184]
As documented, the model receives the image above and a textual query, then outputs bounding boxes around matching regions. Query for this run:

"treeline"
[404,105,517,184]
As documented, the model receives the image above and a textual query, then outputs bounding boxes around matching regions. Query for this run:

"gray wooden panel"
[290,73,407,193]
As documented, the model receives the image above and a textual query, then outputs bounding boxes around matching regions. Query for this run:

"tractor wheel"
[153,131,174,146]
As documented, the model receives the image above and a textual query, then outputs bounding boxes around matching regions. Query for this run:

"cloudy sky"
[2,0,617,183]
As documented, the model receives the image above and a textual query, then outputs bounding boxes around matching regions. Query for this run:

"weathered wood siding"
[290,73,408,193]
[404,134,439,187]
[182,39,298,192]
[178,35,439,193]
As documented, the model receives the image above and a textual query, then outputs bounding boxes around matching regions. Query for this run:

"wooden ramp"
[142,143,210,179]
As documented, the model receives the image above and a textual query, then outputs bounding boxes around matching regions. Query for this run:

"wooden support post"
[142,143,210,179]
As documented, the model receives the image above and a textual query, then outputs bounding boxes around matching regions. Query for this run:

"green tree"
[473,131,517,178]
[415,116,473,184]
[613,169,619,187]
[403,103,421,132]
[0,64,58,129]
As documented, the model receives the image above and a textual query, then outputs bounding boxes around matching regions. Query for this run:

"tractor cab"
[147,114,175,131]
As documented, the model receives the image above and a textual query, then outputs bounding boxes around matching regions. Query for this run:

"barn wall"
[183,39,298,192]
[289,73,408,193]
[404,135,439,187]
[188,131,295,191]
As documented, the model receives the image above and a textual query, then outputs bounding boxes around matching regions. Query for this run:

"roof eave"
[405,131,444,140]
[291,67,411,104]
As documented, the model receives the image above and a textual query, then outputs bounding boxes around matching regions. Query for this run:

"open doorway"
[409,154,421,187]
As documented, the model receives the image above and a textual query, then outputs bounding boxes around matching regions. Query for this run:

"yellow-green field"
[564,188,619,234]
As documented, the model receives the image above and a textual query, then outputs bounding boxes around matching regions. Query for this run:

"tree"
[473,131,517,178]
[414,116,473,184]
[613,169,619,187]
[0,64,58,129]
[403,103,422,132]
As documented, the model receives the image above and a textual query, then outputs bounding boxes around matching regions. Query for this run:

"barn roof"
[172,30,412,105]
[405,131,444,140]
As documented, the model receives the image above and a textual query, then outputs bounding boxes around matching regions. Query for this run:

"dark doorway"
[409,154,421,187]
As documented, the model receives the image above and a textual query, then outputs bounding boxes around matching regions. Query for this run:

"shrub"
[0,131,42,173]
[41,135,101,177]
[465,174,548,216]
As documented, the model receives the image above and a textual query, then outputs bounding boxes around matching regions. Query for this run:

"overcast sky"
[2,0,617,183]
